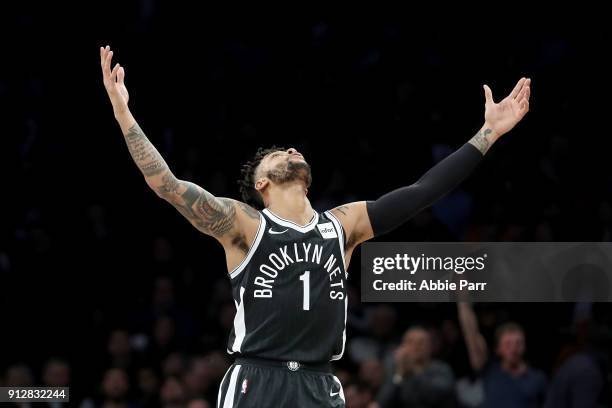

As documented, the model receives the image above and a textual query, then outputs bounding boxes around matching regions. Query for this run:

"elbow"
[146,180,170,200]
[145,173,178,199]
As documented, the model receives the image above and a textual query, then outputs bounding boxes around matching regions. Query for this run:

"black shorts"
[217,357,345,408]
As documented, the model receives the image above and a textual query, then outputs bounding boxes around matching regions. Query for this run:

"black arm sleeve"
[366,142,483,236]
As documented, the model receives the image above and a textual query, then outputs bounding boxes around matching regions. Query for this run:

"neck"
[501,359,526,376]
[266,182,313,226]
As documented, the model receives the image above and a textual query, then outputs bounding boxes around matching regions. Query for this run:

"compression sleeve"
[366,143,483,236]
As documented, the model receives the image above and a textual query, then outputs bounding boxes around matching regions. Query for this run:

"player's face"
[496,330,525,364]
[257,148,312,188]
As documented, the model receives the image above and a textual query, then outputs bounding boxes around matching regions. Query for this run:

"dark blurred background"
[1,5,612,408]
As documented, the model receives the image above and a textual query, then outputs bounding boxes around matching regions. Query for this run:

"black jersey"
[226,208,348,364]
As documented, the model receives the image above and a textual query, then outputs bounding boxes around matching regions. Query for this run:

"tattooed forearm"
[468,128,492,155]
[124,123,168,177]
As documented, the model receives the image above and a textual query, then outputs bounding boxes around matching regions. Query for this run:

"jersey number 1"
[299,271,310,311]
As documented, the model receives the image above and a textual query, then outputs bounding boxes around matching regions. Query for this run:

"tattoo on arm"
[125,123,168,177]
[239,203,260,220]
[156,174,237,237]
[334,205,349,216]
[124,123,241,238]
[468,128,492,155]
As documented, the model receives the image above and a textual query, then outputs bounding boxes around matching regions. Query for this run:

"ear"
[255,177,269,192]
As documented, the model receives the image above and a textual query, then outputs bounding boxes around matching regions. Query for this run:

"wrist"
[468,124,498,155]
[483,122,506,145]
[113,104,130,119]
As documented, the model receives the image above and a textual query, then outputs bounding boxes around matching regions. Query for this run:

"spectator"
[345,381,374,408]
[544,352,603,408]
[42,358,70,387]
[458,303,547,408]
[42,358,70,408]
[80,368,132,408]
[375,326,455,408]
[137,367,160,408]
[4,363,34,387]
[107,330,134,371]
[160,376,186,408]
[187,398,211,408]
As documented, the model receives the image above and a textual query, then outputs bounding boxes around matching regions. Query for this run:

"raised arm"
[331,78,531,253]
[457,302,488,372]
[99,46,259,247]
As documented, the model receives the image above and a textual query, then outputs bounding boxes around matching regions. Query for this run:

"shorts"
[217,357,345,408]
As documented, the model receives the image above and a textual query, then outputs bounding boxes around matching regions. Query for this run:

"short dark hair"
[238,146,285,210]
[495,322,524,345]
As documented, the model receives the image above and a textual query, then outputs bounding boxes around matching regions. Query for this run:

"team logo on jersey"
[317,222,337,239]
[287,361,300,371]
[241,378,248,394]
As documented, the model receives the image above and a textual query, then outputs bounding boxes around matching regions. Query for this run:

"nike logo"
[329,389,339,397]
[268,228,289,235]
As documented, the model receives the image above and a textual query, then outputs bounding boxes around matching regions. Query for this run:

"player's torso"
[227,208,348,363]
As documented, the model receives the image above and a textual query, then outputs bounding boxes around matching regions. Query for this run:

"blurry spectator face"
[43,359,70,386]
[5,364,33,386]
[204,351,230,381]
[369,305,397,338]
[154,316,175,347]
[108,330,131,358]
[496,329,525,366]
[102,368,129,399]
[345,384,372,408]
[187,398,211,408]
[163,352,186,377]
[359,359,384,390]
[153,276,175,308]
[160,376,186,406]
[402,327,432,364]
[138,368,159,395]
[183,356,213,395]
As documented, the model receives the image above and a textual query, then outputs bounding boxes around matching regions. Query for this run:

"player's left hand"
[483,77,531,140]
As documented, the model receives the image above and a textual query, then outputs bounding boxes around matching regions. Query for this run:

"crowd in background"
[2,7,612,408]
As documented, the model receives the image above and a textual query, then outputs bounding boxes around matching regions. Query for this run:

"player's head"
[495,322,525,365]
[238,146,312,209]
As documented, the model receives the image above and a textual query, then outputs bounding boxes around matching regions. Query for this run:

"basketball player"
[100,45,531,407]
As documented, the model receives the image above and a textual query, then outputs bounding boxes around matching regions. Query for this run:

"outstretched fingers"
[117,66,125,84]
[510,77,527,100]
[101,46,114,79]
[110,63,120,82]
[515,79,531,101]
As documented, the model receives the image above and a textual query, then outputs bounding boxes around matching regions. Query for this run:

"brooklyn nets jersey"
[226,208,348,363]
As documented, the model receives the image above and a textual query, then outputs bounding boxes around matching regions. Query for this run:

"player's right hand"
[100,45,129,115]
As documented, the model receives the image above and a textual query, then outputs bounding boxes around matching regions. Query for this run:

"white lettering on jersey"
[252,242,345,300]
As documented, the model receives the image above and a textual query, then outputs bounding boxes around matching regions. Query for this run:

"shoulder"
[429,360,454,376]
[526,365,547,384]
[328,202,373,249]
